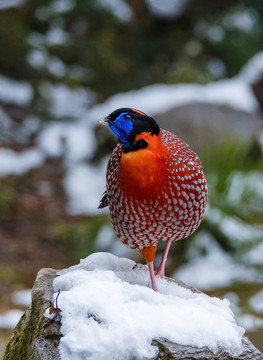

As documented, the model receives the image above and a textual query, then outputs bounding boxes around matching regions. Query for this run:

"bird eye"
[124,114,132,121]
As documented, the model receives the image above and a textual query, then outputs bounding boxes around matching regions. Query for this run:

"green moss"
[3,311,31,359]
[3,306,46,359]
[153,340,174,360]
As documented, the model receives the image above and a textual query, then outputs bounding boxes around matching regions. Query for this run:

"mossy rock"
[3,268,60,360]
[3,260,263,360]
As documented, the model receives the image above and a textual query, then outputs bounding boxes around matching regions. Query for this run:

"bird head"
[103,108,160,152]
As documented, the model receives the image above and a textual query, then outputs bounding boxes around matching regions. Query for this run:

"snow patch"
[97,0,132,21]
[249,290,263,314]
[245,242,263,265]
[239,51,263,84]
[64,161,107,214]
[52,253,245,359]
[145,0,189,19]
[0,310,24,329]
[174,232,257,290]
[88,78,258,124]
[0,76,33,106]
[40,83,95,118]
[0,148,45,177]
[37,120,95,162]
[0,0,24,10]
[12,289,32,307]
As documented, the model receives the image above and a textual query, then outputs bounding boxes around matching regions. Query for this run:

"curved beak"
[100,114,114,125]
[100,116,108,125]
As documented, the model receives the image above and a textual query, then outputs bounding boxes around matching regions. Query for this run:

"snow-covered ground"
[1,51,263,215]
[174,231,258,290]
[46,253,245,360]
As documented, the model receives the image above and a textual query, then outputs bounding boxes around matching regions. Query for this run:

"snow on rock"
[239,51,263,84]
[88,79,257,124]
[0,148,45,177]
[51,252,245,360]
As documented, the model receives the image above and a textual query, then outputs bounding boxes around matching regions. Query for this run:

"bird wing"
[98,143,123,210]
[98,191,109,209]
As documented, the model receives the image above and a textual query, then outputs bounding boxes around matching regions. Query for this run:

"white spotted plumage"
[106,129,208,251]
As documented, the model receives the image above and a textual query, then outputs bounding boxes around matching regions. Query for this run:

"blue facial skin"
[108,113,133,150]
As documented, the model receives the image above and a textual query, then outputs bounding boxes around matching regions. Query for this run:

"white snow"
[12,289,32,307]
[97,0,132,21]
[96,225,115,249]
[88,79,258,124]
[40,83,95,118]
[47,57,66,77]
[89,50,263,123]
[50,252,245,360]
[205,208,263,246]
[249,290,263,314]
[245,242,263,265]
[0,310,24,329]
[227,171,263,207]
[237,314,263,331]
[239,51,263,84]
[206,25,225,43]
[0,148,45,177]
[225,292,263,332]
[174,232,257,290]
[37,120,95,162]
[144,0,189,19]
[223,10,258,33]
[0,0,24,10]
[64,161,107,214]
[45,28,69,46]
[50,0,75,14]
[0,76,33,106]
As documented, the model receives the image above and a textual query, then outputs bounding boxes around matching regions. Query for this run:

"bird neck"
[118,133,168,198]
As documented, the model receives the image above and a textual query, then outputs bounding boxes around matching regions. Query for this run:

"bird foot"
[155,269,165,278]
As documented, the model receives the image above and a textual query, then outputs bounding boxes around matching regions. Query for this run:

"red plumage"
[101,109,208,291]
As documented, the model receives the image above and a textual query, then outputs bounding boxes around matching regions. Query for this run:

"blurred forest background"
[0,0,263,355]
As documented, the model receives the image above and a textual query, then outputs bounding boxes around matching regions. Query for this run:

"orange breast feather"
[118,133,168,198]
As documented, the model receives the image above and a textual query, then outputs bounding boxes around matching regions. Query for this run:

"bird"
[99,108,207,291]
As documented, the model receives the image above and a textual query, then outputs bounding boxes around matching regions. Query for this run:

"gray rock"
[3,266,263,360]
[3,268,61,360]
[155,103,263,152]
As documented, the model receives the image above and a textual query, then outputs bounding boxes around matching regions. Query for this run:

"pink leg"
[155,239,172,278]
[147,261,158,291]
